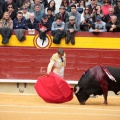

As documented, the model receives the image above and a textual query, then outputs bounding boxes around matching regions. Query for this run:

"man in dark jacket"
[106,15,120,32]
[46,8,54,23]
[114,0,120,21]
[65,16,79,45]
[13,11,27,41]
[54,6,69,23]
[0,0,3,19]
[103,7,115,23]
[26,12,39,33]
[36,14,52,45]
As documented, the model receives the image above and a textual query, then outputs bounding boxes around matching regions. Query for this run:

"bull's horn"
[117,91,120,95]
[75,86,80,94]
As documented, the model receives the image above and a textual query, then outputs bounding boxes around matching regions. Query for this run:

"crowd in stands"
[0,0,120,45]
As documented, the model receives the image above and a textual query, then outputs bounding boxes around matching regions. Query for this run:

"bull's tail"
[101,66,117,82]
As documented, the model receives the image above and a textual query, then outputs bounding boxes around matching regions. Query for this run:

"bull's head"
[74,85,90,105]
[74,70,101,105]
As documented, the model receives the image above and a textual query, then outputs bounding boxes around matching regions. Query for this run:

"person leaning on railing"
[51,17,66,44]
[89,15,107,33]
[106,15,120,32]
[36,13,52,45]
[26,12,39,33]
[0,11,13,44]
[65,16,79,45]
[13,11,27,42]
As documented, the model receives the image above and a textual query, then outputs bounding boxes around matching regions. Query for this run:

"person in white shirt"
[47,48,66,78]
[22,5,30,19]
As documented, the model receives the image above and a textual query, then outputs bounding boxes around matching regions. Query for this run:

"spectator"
[16,0,30,10]
[2,0,18,13]
[0,0,5,7]
[54,6,69,23]
[31,0,44,12]
[51,17,65,44]
[46,0,56,15]
[65,16,79,45]
[80,15,92,31]
[26,12,39,32]
[103,7,115,23]
[22,5,30,19]
[40,0,48,9]
[13,11,27,41]
[69,4,81,25]
[114,0,120,21]
[82,6,91,22]
[61,0,70,13]
[87,0,97,13]
[112,0,117,7]
[89,16,107,33]
[0,0,4,19]
[69,0,78,7]
[24,1,32,12]
[101,0,112,16]
[36,14,52,45]
[46,8,55,22]
[97,0,103,5]
[84,0,90,6]
[91,5,104,23]
[76,0,85,14]
[33,4,44,22]
[7,3,16,20]
[0,11,13,44]
[83,6,91,17]
[106,15,120,32]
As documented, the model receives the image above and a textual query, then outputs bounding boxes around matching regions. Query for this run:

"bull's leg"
[103,92,108,104]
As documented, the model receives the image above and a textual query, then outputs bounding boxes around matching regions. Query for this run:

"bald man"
[26,12,39,31]
[106,15,120,32]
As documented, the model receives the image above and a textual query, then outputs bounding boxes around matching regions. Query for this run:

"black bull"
[74,66,120,105]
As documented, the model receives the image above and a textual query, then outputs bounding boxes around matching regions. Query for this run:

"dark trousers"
[66,31,75,45]
[51,29,65,44]
[39,31,47,45]
[0,28,12,44]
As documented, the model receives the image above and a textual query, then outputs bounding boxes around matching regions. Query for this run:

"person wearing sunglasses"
[7,3,16,20]
[2,0,18,13]
[22,5,30,20]
[101,0,112,16]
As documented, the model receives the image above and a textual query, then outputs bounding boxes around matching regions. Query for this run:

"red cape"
[34,72,73,103]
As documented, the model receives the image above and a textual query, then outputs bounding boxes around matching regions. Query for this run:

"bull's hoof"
[103,101,108,105]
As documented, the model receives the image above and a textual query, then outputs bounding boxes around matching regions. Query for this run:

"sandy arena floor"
[0,93,120,120]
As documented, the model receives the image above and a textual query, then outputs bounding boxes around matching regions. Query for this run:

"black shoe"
[19,36,26,42]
